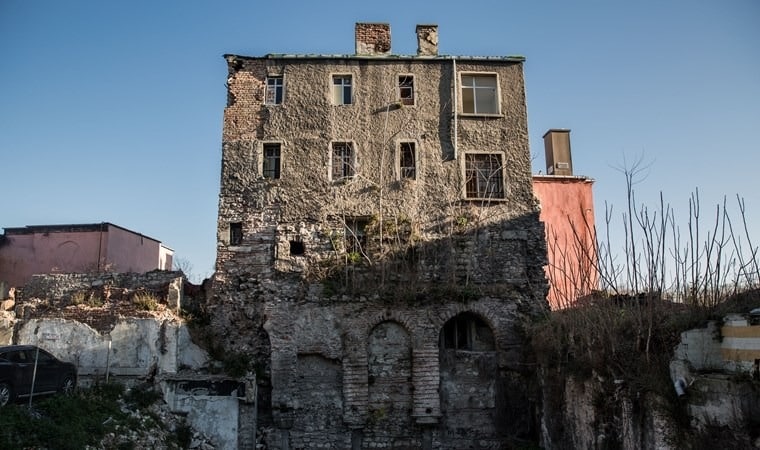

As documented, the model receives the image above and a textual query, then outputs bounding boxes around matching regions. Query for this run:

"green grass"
[0,382,183,449]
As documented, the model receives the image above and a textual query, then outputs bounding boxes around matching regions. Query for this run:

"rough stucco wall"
[214,53,549,449]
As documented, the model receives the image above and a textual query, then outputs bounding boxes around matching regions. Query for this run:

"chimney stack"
[416,24,439,56]
[355,23,391,56]
[543,129,573,176]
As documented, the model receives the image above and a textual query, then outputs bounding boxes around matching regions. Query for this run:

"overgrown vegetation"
[132,290,161,311]
[0,382,189,450]
[532,159,760,446]
[70,290,104,307]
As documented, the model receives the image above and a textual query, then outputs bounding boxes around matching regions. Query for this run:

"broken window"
[398,75,415,105]
[263,143,281,179]
[461,74,499,115]
[465,153,504,199]
[332,75,352,105]
[265,76,283,105]
[399,142,416,180]
[331,142,355,180]
[230,222,243,246]
[345,218,368,255]
[441,313,495,351]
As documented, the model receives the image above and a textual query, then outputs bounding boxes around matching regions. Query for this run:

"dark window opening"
[230,222,243,246]
[441,313,495,351]
[345,218,368,255]
[263,143,281,179]
[400,142,416,180]
[465,153,504,199]
[399,75,414,105]
[289,240,305,256]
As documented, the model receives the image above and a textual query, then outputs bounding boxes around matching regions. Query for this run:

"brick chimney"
[355,23,391,56]
[543,129,573,176]
[416,24,439,56]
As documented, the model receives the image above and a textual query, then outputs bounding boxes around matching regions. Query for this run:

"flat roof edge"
[224,53,525,62]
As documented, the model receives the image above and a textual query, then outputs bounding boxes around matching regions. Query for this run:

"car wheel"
[59,375,76,394]
[0,382,13,407]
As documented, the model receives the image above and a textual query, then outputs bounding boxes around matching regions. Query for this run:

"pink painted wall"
[105,226,162,272]
[0,229,105,288]
[0,223,173,290]
[533,176,598,309]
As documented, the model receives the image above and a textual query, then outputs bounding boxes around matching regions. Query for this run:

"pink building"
[533,130,598,309]
[0,222,173,294]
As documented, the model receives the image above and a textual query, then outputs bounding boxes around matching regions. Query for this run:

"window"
[332,75,352,105]
[230,222,243,246]
[263,143,281,179]
[465,154,504,199]
[265,76,283,105]
[399,142,416,180]
[460,74,498,114]
[441,313,495,351]
[331,142,355,180]
[398,75,414,105]
[289,240,305,256]
[345,218,368,255]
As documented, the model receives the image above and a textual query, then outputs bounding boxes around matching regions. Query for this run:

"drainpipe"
[452,57,458,160]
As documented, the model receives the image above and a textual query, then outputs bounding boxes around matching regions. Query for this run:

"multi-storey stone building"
[213,23,549,449]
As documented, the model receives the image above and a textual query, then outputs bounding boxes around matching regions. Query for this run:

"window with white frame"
[465,153,504,199]
[460,74,499,115]
[399,142,416,180]
[265,76,283,105]
[263,143,281,179]
[332,75,352,105]
[398,75,415,106]
[331,142,355,180]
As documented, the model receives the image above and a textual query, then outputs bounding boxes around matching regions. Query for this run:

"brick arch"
[432,304,506,351]
[364,310,417,344]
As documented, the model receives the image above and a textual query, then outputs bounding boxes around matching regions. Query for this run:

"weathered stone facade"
[213,23,549,449]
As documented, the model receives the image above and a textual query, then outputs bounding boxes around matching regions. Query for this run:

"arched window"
[440,312,495,351]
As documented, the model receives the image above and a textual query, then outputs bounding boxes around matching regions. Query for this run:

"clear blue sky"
[2,1,759,281]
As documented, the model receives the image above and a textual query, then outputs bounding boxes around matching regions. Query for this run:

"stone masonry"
[213,23,549,449]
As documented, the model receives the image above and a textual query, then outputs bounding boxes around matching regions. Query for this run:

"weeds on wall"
[132,290,161,311]
[533,158,760,445]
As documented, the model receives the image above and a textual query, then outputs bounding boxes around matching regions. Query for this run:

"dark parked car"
[0,345,77,406]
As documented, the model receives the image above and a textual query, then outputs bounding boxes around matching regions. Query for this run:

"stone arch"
[438,310,503,446]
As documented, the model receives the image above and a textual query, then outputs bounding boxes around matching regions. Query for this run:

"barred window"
[465,154,504,199]
[331,142,355,180]
[399,142,416,180]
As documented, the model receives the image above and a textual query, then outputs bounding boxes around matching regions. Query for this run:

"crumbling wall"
[6,271,209,377]
[215,50,548,449]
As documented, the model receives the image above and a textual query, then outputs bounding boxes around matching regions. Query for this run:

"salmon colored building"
[0,222,173,295]
[533,129,598,309]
